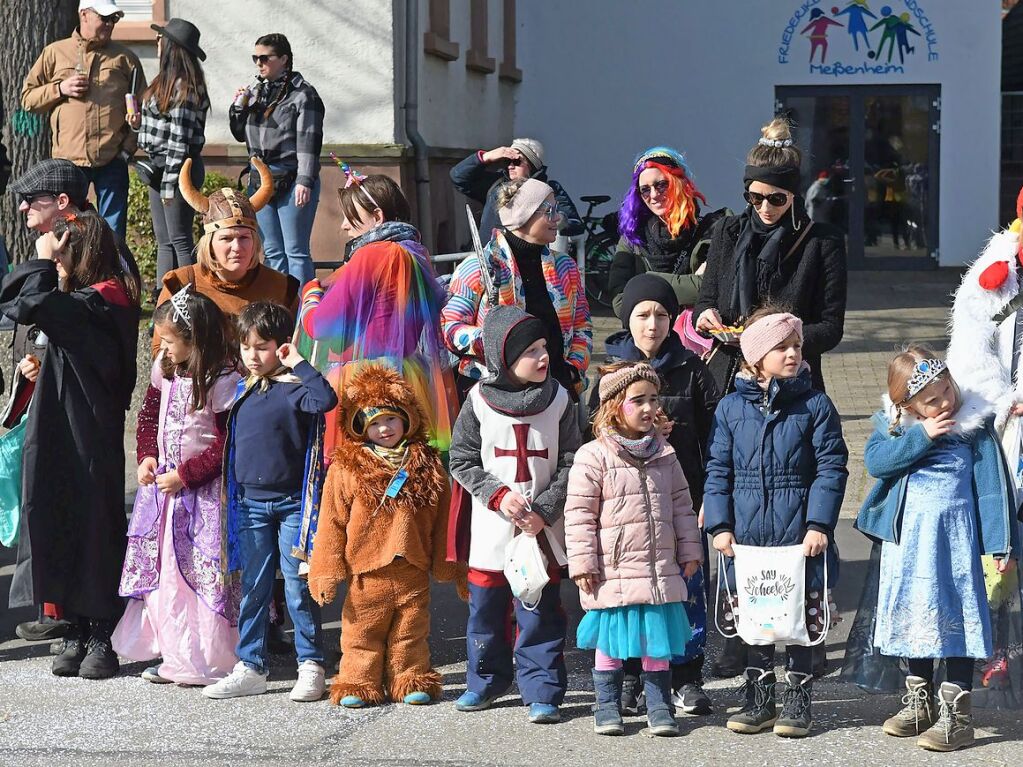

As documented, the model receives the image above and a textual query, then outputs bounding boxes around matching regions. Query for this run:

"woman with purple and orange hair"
[607,147,730,320]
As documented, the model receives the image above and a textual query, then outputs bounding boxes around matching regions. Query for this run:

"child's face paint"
[239,329,280,377]
[619,380,659,436]
[509,338,550,386]
[158,322,193,367]
[366,415,406,448]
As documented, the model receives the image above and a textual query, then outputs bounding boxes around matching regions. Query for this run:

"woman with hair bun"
[442,177,592,400]
[608,147,729,320]
[695,117,847,396]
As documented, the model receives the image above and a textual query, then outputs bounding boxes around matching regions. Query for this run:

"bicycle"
[578,195,618,309]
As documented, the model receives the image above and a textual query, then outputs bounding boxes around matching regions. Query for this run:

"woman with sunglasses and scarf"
[442,178,592,401]
[695,118,847,396]
[229,33,324,287]
[608,147,729,320]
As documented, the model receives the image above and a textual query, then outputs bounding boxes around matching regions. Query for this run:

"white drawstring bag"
[504,528,568,611]
[715,543,829,647]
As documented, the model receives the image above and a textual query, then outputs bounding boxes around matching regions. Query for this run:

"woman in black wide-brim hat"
[128,18,210,292]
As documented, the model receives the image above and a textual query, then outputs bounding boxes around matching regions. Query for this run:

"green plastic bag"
[0,416,26,547]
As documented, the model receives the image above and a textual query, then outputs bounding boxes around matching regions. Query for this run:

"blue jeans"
[235,493,323,674]
[254,175,320,287]
[81,158,129,239]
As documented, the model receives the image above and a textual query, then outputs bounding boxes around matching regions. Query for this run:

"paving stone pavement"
[5,268,1023,766]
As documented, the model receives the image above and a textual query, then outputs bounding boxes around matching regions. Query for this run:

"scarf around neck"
[607,427,661,460]
[243,364,301,393]
[729,206,793,320]
[345,221,421,261]
[364,441,408,468]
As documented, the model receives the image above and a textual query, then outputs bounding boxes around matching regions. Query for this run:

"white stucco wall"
[516,0,1001,267]
[133,0,398,146]
[416,0,517,151]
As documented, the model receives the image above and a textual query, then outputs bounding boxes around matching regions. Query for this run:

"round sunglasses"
[744,190,791,208]
[639,179,670,200]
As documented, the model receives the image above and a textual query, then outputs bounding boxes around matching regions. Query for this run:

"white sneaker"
[202,662,268,699]
[289,660,326,702]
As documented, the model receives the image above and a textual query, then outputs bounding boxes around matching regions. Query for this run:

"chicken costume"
[308,364,465,705]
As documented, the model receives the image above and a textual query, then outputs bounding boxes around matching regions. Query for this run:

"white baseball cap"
[78,0,124,16]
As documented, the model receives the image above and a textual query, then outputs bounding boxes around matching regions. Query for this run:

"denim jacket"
[855,410,1020,557]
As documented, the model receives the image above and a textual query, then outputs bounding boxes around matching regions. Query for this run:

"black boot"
[51,620,88,677]
[774,671,813,738]
[642,670,679,737]
[16,607,72,642]
[726,667,778,733]
[592,669,625,735]
[620,662,644,716]
[79,619,119,680]
[711,636,747,679]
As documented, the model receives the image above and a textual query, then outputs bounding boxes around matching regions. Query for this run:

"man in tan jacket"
[21,0,146,239]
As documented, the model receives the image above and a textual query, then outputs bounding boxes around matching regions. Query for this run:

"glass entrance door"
[776,85,940,269]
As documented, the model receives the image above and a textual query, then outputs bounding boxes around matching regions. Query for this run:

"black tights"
[907,657,974,691]
[747,644,813,675]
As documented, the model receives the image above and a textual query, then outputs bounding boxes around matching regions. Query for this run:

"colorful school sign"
[778,0,939,75]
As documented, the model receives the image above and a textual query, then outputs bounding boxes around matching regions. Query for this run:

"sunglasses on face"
[639,180,670,200]
[19,192,57,206]
[538,201,559,221]
[744,190,790,208]
[252,54,279,65]
[90,10,122,24]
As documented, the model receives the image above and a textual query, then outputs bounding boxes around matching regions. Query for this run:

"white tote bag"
[715,543,829,647]
[504,528,568,611]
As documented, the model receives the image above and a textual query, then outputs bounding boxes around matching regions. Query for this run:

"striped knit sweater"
[441,230,592,387]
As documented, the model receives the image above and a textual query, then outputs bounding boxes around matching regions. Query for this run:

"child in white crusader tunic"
[448,305,582,725]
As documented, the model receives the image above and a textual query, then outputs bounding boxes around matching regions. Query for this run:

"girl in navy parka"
[704,306,847,739]
[855,345,1019,753]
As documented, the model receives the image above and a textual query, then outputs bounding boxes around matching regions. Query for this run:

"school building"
[115,0,1004,268]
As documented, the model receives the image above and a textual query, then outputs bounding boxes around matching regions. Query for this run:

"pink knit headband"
[739,312,803,365]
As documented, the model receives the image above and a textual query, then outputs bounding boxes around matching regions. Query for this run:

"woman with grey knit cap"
[442,177,592,401]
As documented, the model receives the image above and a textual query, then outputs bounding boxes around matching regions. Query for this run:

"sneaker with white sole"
[289,660,326,702]
[141,665,172,684]
[202,662,268,699]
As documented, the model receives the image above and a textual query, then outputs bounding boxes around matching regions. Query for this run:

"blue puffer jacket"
[855,410,1020,557]
[704,367,848,586]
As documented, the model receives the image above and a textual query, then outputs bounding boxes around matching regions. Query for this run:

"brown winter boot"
[882,675,935,737]
[917,682,974,752]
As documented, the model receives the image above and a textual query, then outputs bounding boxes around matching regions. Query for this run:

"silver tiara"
[169,284,193,328]
[902,358,946,403]
[759,138,793,148]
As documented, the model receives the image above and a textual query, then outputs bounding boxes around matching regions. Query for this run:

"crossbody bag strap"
[780,222,814,267]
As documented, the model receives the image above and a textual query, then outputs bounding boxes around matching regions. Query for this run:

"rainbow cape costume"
[295,221,458,457]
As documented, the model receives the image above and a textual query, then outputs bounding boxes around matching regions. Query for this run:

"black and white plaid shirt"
[229,71,324,189]
[138,91,209,200]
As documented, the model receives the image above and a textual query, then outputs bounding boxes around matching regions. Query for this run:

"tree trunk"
[1,2,79,263]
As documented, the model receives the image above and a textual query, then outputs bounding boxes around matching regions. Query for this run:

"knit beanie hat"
[498,178,554,230]
[503,314,547,368]
[618,273,680,327]
[511,138,545,172]
[598,362,660,403]
[739,312,803,365]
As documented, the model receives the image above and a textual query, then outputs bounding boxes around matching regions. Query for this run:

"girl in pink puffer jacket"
[566,361,702,737]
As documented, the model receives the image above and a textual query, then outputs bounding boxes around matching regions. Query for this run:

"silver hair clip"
[901,358,946,403]
[169,284,193,328]
[758,138,793,148]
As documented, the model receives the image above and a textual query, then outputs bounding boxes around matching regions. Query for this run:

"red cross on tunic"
[494,423,549,483]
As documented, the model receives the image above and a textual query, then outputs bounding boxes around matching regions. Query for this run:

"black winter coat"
[588,331,720,508]
[694,213,847,393]
[449,151,584,239]
[0,261,139,619]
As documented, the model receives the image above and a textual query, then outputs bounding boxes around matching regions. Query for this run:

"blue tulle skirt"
[576,602,691,661]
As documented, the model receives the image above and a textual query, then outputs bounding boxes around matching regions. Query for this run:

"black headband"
[743,164,801,195]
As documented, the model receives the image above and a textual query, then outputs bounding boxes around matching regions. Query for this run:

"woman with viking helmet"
[294,162,458,457]
[151,157,300,358]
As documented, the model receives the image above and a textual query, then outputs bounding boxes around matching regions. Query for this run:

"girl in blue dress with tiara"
[856,345,1020,752]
